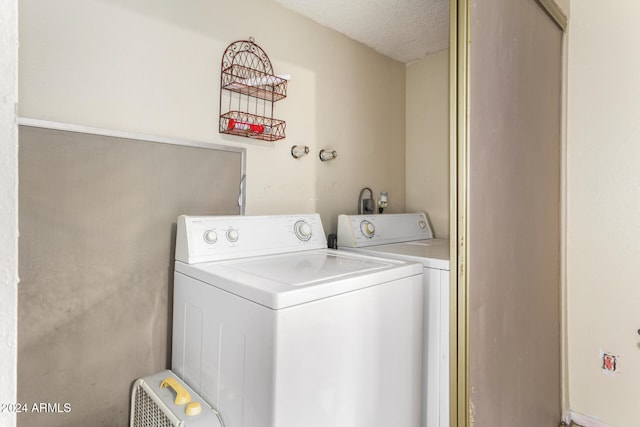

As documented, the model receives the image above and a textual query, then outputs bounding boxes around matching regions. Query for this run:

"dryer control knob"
[294,220,312,241]
[418,220,427,230]
[226,228,239,242]
[203,230,218,244]
[360,220,375,238]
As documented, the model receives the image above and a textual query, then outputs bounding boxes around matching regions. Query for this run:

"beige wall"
[567,1,640,425]
[17,0,409,423]
[405,50,450,238]
[19,0,407,234]
[0,0,18,426]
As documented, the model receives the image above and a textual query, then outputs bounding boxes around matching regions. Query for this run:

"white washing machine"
[172,214,424,427]
[337,212,450,427]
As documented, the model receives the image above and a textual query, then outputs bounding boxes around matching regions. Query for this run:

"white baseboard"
[564,410,611,427]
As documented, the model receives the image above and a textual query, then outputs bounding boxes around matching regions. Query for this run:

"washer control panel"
[176,214,327,263]
[337,212,434,248]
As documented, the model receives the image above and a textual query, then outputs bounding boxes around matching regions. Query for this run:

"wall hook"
[319,149,337,162]
[291,145,309,159]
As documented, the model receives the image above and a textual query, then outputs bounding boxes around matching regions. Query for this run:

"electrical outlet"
[361,198,375,214]
[601,351,618,374]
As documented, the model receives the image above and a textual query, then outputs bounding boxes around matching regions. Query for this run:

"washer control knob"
[418,220,427,230]
[294,220,312,241]
[360,220,375,238]
[203,229,218,244]
[226,228,239,242]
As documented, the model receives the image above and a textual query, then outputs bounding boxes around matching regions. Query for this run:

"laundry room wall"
[19,0,407,235]
[18,0,406,425]
[405,49,450,238]
[566,1,640,425]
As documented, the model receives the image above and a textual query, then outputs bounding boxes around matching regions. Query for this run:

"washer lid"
[175,249,422,309]
[342,239,450,270]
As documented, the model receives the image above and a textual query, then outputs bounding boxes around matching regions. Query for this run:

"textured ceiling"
[273,0,450,63]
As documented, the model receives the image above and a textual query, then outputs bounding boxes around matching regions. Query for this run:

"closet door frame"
[449,1,567,426]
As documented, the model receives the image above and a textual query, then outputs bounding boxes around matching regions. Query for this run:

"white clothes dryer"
[337,212,450,427]
[172,214,424,427]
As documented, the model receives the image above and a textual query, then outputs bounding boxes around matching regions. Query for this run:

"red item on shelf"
[228,119,264,134]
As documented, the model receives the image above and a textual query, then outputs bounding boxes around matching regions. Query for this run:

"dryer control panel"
[175,214,327,264]
[337,212,434,248]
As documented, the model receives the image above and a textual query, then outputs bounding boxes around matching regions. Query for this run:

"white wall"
[0,0,18,426]
[405,49,450,238]
[19,0,407,234]
[567,1,640,425]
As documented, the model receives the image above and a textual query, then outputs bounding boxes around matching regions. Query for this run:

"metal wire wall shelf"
[219,38,287,142]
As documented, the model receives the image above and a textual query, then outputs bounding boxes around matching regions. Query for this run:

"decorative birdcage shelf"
[219,38,287,142]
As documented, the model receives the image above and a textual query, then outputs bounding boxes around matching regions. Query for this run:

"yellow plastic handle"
[160,377,192,405]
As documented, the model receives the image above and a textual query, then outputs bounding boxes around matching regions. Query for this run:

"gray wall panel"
[18,125,243,426]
